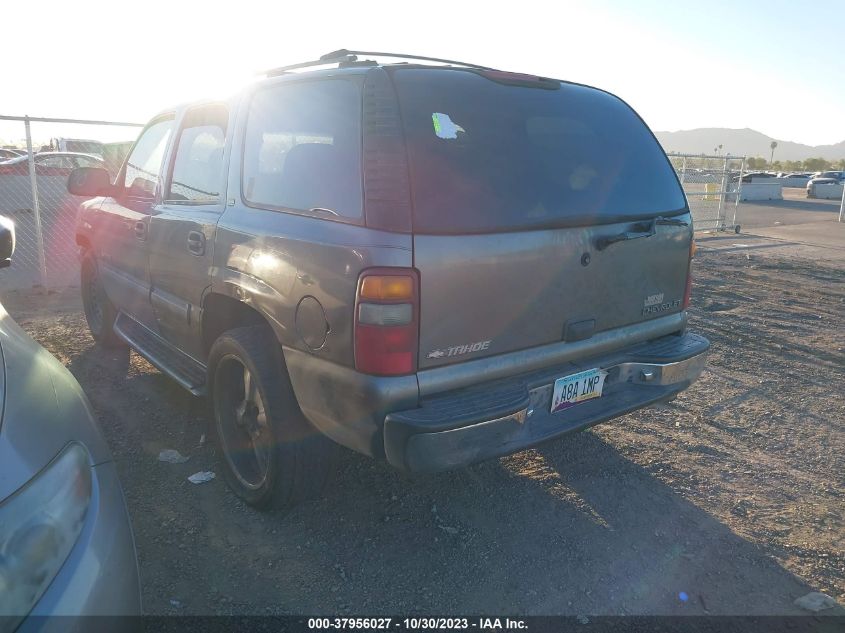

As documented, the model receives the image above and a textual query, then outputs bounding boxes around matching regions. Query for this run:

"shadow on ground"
[63,341,834,616]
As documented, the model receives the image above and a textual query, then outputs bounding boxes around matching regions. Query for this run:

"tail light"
[354,268,418,376]
[682,238,696,310]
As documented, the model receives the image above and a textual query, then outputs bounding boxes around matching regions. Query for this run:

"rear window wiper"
[595,216,688,251]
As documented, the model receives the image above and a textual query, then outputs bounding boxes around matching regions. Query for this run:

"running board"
[113,313,207,396]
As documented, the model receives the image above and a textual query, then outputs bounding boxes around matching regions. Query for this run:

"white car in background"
[806,171,844,198]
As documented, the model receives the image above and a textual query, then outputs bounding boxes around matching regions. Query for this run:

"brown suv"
[69,50,709,510]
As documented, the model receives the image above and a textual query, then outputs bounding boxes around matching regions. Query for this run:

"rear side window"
[167,104,228,204]
[242,79,363,219]
[392,69,686,233]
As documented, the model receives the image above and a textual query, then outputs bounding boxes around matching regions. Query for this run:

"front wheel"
[80,252,125,349]
[208,325,338,511]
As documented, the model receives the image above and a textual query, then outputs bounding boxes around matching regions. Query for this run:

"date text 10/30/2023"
[307,618,528,630]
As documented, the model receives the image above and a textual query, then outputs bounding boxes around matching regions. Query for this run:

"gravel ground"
[2,244,843,616]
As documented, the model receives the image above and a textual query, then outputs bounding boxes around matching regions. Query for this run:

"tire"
[208,325,338,510]
[80,252,126,349]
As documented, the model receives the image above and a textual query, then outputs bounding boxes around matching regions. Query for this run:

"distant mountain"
[654,127,845,161]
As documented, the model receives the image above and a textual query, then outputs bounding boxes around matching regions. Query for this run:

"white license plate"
[550,368,607,413]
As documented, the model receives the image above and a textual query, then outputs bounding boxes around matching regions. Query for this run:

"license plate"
[550,368,607,413]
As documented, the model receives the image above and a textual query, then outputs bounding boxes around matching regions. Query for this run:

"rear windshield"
[391,69,686,233]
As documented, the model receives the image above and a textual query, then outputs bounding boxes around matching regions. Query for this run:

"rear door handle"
[187,230,206,256]
[134,220,147,241]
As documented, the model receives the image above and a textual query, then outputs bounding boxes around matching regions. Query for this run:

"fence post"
[24,116,47,287]
[732,157,746,230]
[717,156,729,230]
[839,179,844,222]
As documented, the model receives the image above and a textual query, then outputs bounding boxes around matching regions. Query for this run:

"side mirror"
[68,167,115,197]
[0,215,15,269]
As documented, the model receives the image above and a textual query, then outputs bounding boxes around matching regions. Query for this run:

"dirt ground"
[2,230,843,616]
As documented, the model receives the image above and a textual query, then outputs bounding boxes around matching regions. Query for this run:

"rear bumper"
[383,332,709,472]
[285,312,691,459]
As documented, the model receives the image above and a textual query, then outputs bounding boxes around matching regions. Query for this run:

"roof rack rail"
[264,49,498,76]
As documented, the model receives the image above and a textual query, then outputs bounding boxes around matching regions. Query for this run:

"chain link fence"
[0,115,142,290]
[668,153,747,233]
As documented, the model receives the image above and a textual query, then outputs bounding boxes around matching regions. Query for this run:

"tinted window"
[167,105,228,204]
[392,69,686,233]
[242,79,362,219]
[123,118,173,198]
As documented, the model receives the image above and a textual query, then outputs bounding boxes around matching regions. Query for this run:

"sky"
[2,0,844,147]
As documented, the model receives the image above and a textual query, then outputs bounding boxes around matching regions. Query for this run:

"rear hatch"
[390,68,692,370]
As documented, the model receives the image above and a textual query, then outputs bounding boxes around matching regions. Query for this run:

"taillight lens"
[682,238,695,310]
[359,275,414,301]
[355,269,418,376]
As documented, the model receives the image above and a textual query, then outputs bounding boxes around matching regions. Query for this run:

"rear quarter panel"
[213,207,412,366]
[213,78,413,368]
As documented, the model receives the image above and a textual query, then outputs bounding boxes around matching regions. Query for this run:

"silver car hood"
[0,302,111,501]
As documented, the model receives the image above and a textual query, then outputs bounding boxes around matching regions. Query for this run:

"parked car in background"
[809,171,844,182]
[0,149,25,162]
[806,173,842,198]
[47,138,105,157]
[102,140,135,178]
[732,171,775,183]
[0,216,141,625]
[0,152,103,176]
[69,49,709,512]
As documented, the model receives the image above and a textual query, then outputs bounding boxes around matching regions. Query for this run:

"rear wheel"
[80,252,125,349]
[208,325,337,510]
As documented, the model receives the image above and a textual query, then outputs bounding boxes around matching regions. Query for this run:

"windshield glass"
[392,68,686,233]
